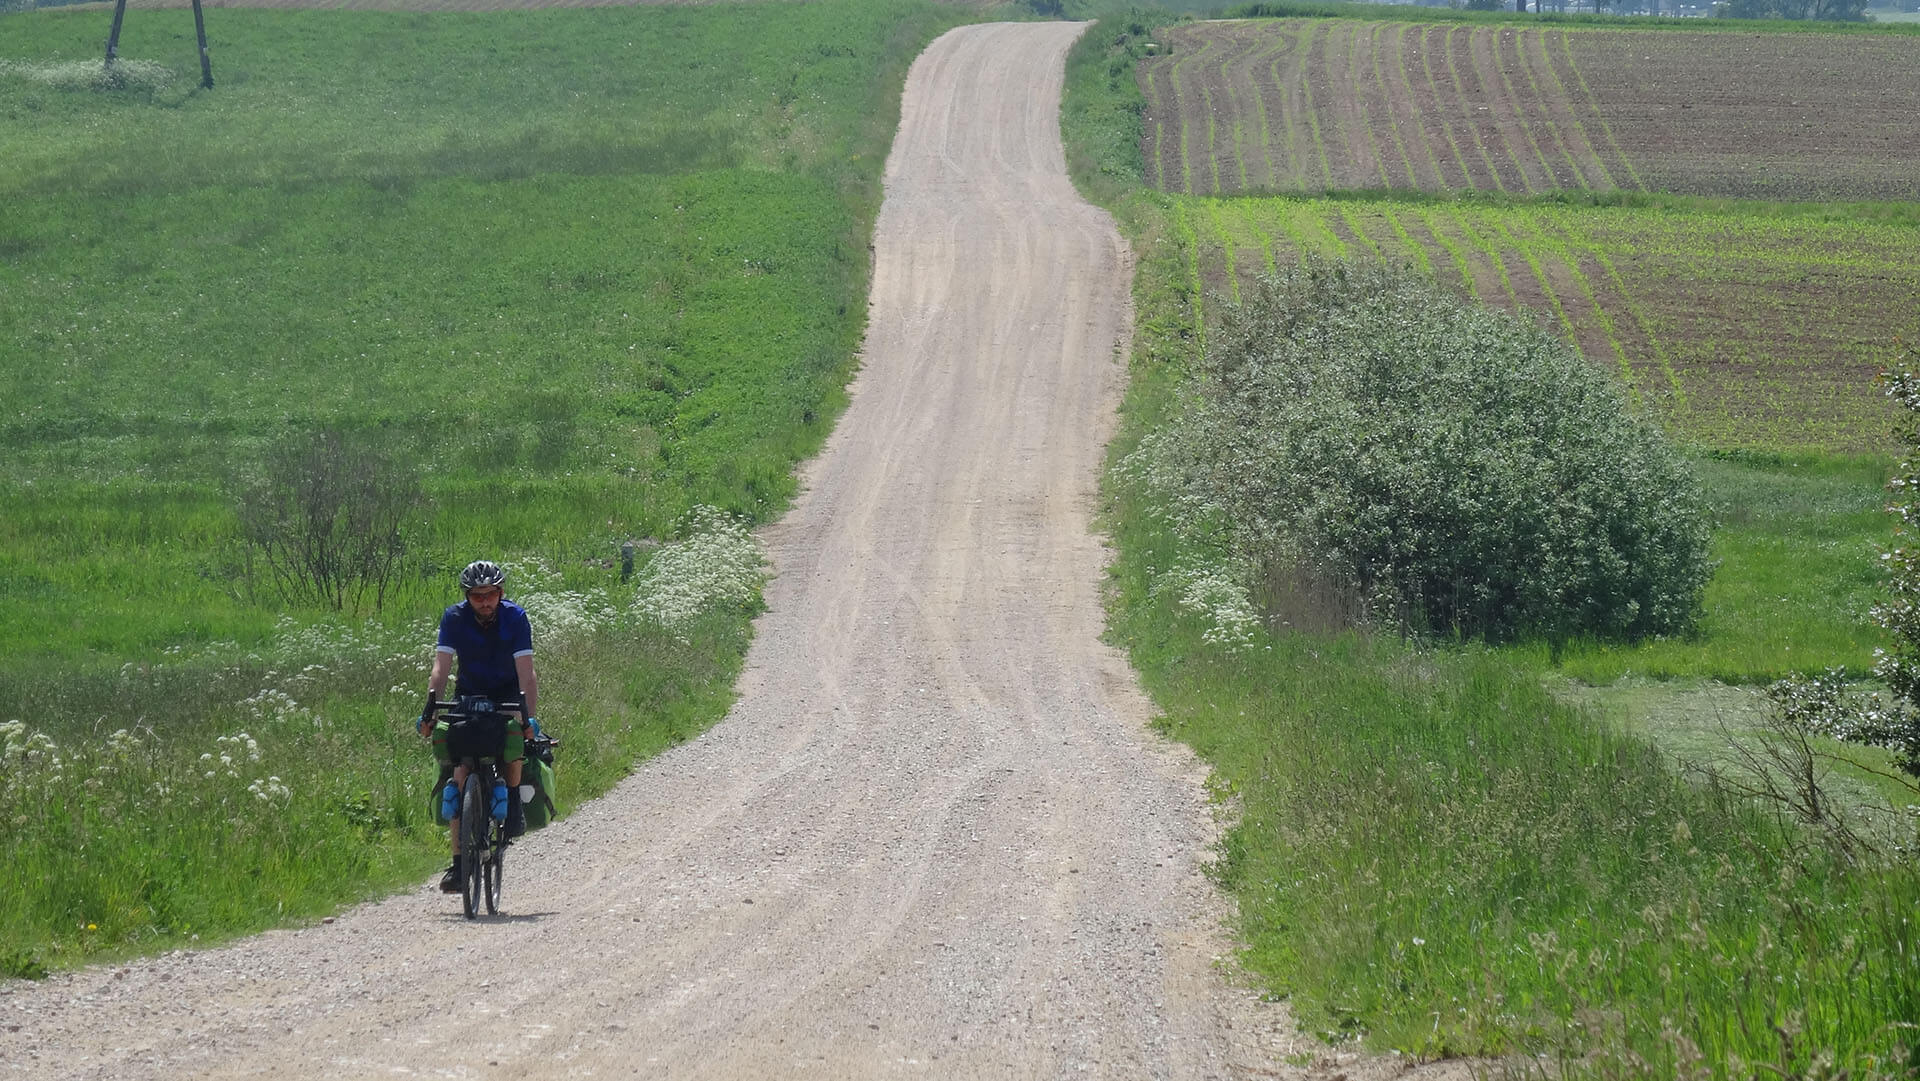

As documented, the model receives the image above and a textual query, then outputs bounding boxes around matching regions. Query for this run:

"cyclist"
[418,559,541,893]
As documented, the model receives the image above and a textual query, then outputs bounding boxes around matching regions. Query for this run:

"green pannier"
[424,731,559,829]
[430,763,454,823]
[521,752,557,831]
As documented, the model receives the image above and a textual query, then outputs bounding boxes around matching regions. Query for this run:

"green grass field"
[1067,11,1920,1076]
[0,0,963,973]
[1,5,959,663]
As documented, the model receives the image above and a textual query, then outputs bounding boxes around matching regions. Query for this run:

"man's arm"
[515,653,538,720]
[420,651,455,736]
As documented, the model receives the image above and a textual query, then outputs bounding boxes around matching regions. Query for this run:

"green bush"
[1134,259,1711,643]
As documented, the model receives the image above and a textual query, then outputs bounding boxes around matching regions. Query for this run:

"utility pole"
[104,0,128,68]
[192,0,213,89]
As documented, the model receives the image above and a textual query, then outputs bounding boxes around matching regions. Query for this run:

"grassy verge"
[1105,498,1920,1069]
[1069,11,1920,1073]
[0,0,966,974]
[2,574,751,974]
[1096,222,1920,1071]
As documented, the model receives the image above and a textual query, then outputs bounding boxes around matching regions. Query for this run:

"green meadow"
[1066,7,1920,1075]
[0,0,964,973]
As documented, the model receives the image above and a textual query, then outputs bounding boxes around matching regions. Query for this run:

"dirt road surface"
[0,23,1443,1080]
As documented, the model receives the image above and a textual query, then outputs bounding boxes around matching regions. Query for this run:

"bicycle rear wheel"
[460,773,487,919]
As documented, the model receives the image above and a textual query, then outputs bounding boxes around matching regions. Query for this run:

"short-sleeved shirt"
[436,599,534,702]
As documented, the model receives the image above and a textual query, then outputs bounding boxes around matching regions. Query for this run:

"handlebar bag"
[443,712,509,763]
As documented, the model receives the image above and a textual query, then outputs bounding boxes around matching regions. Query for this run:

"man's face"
[466,586,503,621]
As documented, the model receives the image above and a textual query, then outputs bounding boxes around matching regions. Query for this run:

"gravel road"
[1,23,1457,1080]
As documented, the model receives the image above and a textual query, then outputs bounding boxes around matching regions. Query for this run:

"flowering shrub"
[0,59,176,93]
[510,557,621,645]
[633,506,766,633]
[1146,561,1263,652]
[0,720,64,810]
[1771,355,1920,785]
[1128,259,1712,643]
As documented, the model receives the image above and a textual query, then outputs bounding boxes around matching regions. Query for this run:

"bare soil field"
[1141,18,1920,199]
[1191,197,1920,451]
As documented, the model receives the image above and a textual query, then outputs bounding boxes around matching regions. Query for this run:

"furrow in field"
[1216,32,1256,192]
[1239,26,1286,190]
[1550,31,1642,192]
[1470,28,1551,192]
[1502,29,1583,190]
[1313,21,1374,189]
[1441,26,1514,193]
[1169,31,1217,194]
[1376,204,1437,281]
[1519,29,1612,191]
[1414,25,1479,191]
[1294,21,1337,190]
[1388,22,1446,190]
[1356,22,1409,188]
[1504,213,1643,393]
[1140,63,1173,193]
[1259,24,1309,190]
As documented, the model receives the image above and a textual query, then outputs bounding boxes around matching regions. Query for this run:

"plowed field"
[1142,18,1920,199]
[1180,196,1920,451]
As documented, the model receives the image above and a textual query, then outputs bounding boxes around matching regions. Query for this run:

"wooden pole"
[104,0,130,67]
[191,0,213,89]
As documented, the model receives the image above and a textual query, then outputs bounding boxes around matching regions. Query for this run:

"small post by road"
[192,0,214,89]
[620,541,636,583]
[104,0,129,68]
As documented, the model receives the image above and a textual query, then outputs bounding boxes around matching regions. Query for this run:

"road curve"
[1,23,1314,1080]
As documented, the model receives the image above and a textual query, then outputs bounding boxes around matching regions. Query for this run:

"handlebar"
[423,695,524,719]
[420,695,556,745]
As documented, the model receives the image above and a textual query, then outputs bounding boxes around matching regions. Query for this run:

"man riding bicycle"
[418,559,541,893]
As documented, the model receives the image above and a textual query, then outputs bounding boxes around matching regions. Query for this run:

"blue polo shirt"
[436,599,534,702]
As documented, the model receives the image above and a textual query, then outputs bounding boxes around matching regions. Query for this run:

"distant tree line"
[1715,0,1869,18]
[1455,0,1869,17]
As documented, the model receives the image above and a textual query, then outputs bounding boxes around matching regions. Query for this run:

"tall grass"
[1104,503,1920,1069]
[1,536,762,975]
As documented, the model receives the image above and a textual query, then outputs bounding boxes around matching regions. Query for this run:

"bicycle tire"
[460,772,487,919]
[483,824,502,916]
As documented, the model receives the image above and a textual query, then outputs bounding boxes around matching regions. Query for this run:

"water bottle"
[440,781,459,822]
[490,782,509,821]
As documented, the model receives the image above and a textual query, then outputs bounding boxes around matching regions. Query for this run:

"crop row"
[1179,196,1920,452]
[1140,18,1920,200]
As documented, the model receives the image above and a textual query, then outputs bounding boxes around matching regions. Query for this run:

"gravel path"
[1,23,1455,1080]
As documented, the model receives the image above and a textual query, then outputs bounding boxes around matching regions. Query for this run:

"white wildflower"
[634,507,767,632]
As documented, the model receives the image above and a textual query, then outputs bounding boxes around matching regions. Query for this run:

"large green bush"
[1134,259,1711,643]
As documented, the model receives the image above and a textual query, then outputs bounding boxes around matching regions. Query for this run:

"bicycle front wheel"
[460,773,487,919]
[483,827,503,916]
